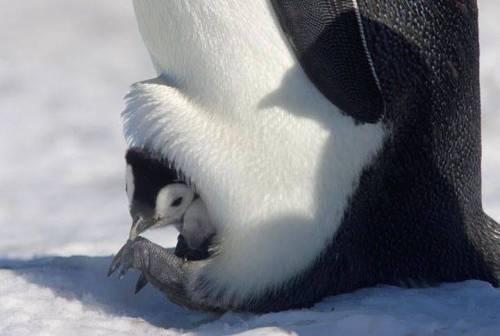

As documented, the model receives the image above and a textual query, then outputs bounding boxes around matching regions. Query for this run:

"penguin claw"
[107,237,193,303]
[107,243,127,277]
[107,239,136,278]
[119,258,132,280]
[135,274,148,294]
[107,261,119,277]
[119,262,131,279]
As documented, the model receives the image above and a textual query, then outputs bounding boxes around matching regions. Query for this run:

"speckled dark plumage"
[241,0,500,312]
[270,0,383,123]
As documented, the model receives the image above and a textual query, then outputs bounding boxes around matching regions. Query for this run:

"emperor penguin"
[109,0,500,312]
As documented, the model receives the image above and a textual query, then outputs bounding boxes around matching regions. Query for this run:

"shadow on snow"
[0,255,218,330]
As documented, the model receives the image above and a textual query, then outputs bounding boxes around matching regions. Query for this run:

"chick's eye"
[171,197,183,207]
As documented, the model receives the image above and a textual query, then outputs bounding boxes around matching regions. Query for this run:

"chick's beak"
[129,217,157,241]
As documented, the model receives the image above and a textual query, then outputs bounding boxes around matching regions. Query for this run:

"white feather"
[182,198,215,250]
[125,0,386,303]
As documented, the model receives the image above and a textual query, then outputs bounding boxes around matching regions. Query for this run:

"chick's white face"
[154,183,195,227]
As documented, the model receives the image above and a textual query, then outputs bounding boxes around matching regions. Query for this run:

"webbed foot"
[108,237,186,297]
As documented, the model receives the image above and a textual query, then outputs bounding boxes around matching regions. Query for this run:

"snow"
[0,1,499,335]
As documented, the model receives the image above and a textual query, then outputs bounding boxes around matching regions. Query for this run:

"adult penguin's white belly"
[124,0,385,300]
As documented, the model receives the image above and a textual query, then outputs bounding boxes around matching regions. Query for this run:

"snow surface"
[0,1,499,335]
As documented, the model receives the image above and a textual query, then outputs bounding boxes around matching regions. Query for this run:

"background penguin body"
[245,0,500,312]
[113,0,500,312]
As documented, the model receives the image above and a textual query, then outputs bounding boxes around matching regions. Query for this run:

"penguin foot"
[107,237,207,308]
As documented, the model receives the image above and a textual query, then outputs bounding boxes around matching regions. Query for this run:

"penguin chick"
[129,183,195,240]
[125,148,193,240]
[129,182,216,256]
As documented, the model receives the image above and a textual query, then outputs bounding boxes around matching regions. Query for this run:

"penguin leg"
[107,237,207,309]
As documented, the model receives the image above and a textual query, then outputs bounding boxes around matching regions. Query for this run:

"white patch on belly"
[126,0,386,302]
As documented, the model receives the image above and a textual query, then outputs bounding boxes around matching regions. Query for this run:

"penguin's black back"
[245,0,500,312]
